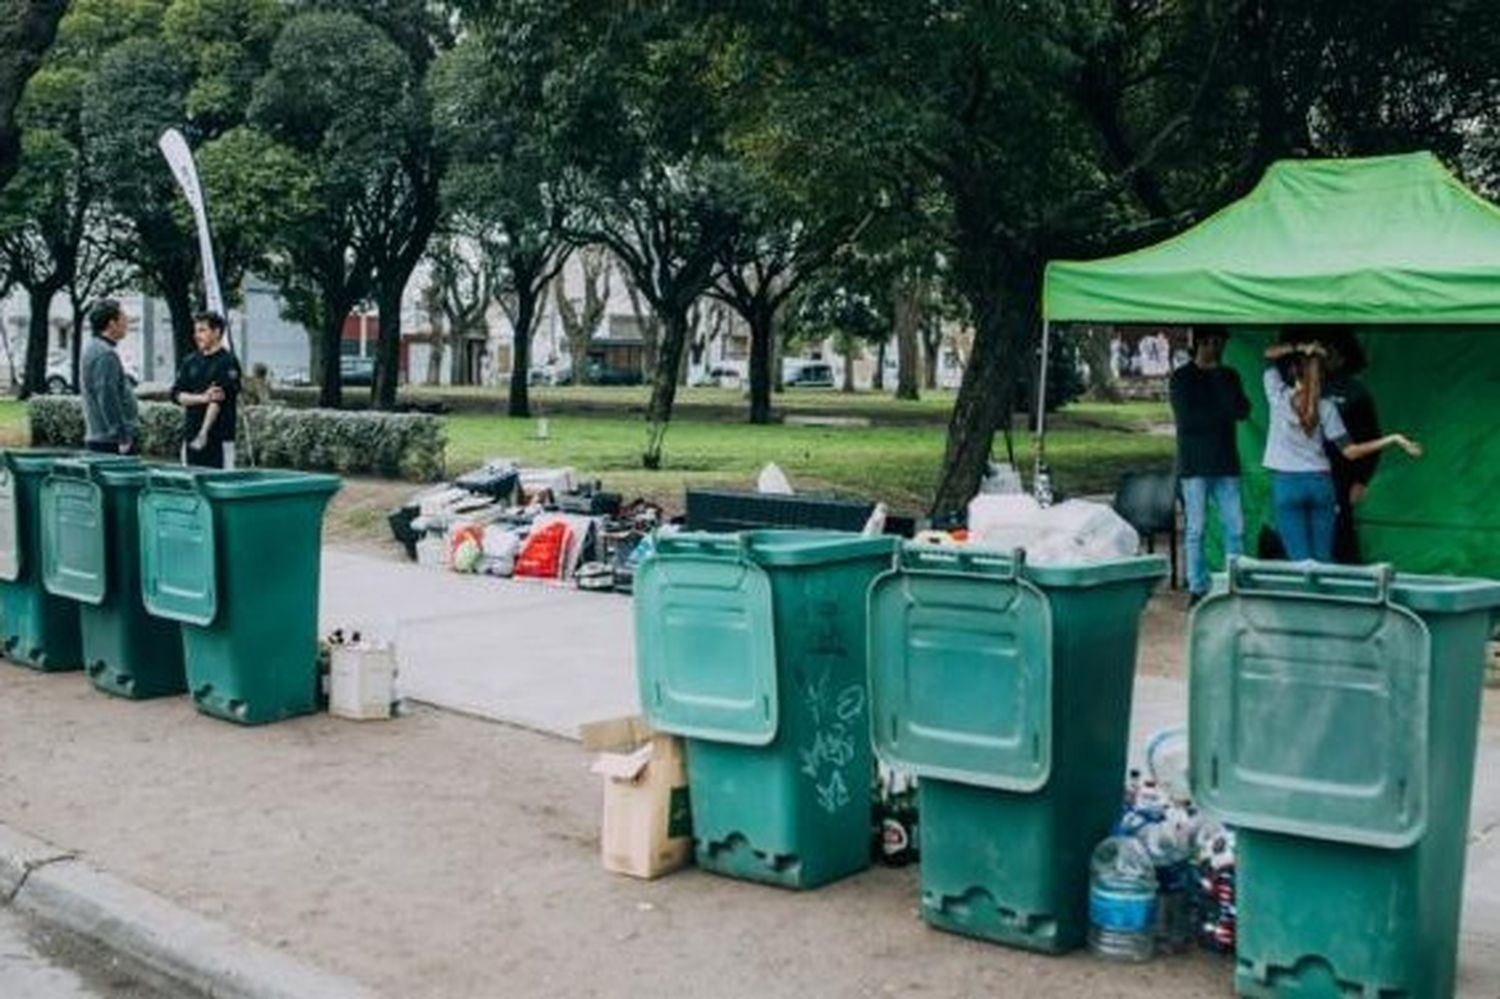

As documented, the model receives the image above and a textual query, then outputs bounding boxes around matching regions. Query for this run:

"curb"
[0,821,379,999]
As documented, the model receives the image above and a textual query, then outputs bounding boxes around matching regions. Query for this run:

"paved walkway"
[0,549,1491,997]
[320,550,636,736]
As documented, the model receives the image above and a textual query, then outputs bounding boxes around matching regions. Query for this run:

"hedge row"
[27,397,446,482]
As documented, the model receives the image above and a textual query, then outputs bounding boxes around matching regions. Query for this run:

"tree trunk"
[747,302,774,425]
[894,278,922,401]
[567,328,592,385]
[20,284,56,399]
[162,276,196,373]
[872,340,887,391]
[931,271,1038,517]
[643,309,689,469]
[1080,326,1122,402]
[372,282,404,410]
[921,323,941,390]
[69,307,84,391]
[450,331,467,386]
[772,330,784,394]
[317,311,344,409]
[840,335,856,393]
[427,336,445,386]
[507,285,540,418]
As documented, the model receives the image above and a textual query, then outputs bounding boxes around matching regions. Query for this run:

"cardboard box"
[580,715,692,879]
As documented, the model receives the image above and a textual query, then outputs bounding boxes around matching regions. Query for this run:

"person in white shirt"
[1261,340,1422,561]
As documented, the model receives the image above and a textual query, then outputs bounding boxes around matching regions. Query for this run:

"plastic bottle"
[1145,727,1191,803]
[1088,835,1157,962]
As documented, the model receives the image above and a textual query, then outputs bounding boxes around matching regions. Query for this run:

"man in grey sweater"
[81,299,139,455]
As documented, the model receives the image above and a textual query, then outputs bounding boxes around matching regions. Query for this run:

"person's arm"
[1339,433,1421,462]
[1323,402,1421,462]
[1264,342,1313,362]
[171,362,197,407]
[191,400,221,450]
[1261,363,1289,403]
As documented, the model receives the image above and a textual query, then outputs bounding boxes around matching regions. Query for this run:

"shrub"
[26,397,446,482]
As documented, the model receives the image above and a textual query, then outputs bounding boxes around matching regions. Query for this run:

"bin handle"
[900,544,1024,581]
[47,460,97,484]
[145,468,203,495]
[1227,556,1393,605]
[49,455,134,484]
[652,531,749,560]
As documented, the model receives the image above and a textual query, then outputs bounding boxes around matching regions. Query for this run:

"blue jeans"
[1182,477,1244,595]
[1272,471,1337,562]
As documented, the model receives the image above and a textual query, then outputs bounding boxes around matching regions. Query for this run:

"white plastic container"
[329,643,398,721]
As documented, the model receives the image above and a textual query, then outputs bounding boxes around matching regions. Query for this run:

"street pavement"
[0,908,185,998]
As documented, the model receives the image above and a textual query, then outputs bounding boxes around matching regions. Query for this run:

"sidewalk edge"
[0,821,379,999]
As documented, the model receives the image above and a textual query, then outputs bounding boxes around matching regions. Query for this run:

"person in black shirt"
[172,311,242,469]
[1318,328,1381,563]
[1168,326,1251,604]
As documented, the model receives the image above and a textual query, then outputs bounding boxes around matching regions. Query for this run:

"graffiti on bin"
[800,674,866,814]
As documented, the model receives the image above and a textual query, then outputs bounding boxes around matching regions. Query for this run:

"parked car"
[340,355,375,386]
[691,363,746,388]
[586,362,643,386]
[783,361,835,388]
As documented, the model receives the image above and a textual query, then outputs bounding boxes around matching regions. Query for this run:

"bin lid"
[1191,559,1431,849]
[869,547,1054,791]
[4,449,85,475]
[139,481,217,626]
[634,534,779,745]
[189,469,342,502]
[1023,555,1169,590]
[1389,574,1500,615]
[39,473,107,605]
[734,530,897,568]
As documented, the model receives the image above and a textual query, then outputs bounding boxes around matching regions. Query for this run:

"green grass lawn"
[0,399,27,446]
[0,393,1175,515]
[405,383,961,416]
[442,406,1173,513]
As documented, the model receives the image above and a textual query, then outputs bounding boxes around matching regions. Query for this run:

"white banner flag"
[158,128,227,328]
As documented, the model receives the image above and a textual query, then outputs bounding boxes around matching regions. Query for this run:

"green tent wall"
[1044,153,1500,577]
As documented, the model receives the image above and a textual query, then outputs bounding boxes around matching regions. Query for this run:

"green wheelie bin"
[635,530,898,889]
[138,468,340,725]
[867,545,1167,953]
[0,449,86,671]
[1191,558,1500,999]
[40,456,185,698]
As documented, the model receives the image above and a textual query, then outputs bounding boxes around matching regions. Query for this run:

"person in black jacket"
[1318,328,1381,563]
[1169,326,1251,604]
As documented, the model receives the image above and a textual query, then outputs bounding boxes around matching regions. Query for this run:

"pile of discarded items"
[387,459,663,593]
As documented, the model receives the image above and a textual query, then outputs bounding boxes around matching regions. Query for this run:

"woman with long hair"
[1262,340,1422,562]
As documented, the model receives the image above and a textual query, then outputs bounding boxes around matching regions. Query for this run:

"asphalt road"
[0,908,190,999]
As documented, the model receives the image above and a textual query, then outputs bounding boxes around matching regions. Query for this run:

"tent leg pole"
[1033,319,1051,489]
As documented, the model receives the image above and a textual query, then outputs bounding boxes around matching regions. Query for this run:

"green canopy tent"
[1042,152,1500,577]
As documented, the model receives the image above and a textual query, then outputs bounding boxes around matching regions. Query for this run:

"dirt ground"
[0,671,1244,999]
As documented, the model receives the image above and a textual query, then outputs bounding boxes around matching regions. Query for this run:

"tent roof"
[1044,152,1500,325]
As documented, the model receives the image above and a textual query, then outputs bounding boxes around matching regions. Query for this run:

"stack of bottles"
[870,761,920,867]
[1191,819,1237,953]
[1087,728,1237,962]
